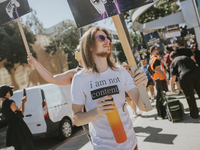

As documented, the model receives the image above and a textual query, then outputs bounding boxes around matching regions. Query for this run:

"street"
[0,124,82,150]
[52,91,200,150]
[0,90,200,150]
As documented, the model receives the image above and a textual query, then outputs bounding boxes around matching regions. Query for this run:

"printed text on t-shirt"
[91,85,119,100]
[90,77,120,100]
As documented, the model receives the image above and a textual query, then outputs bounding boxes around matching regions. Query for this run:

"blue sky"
[23,0,116,30]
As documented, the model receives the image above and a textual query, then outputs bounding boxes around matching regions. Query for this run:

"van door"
[11,88,47,134]
[41,84,66,122]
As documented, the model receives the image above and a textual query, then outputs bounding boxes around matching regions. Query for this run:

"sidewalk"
[52,91,200,150]
[134,92,200,150]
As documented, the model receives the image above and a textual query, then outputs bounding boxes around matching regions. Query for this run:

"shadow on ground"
[33,126,83,150]
[134,126,177,144]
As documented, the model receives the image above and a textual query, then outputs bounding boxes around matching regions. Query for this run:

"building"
[0,34,68,91]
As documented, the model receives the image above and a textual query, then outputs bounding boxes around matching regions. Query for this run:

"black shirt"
[153,59,161,69]
[170,55,200,80]
[1,99,33,147]
[176,48,193,58]
[194,50,200,66]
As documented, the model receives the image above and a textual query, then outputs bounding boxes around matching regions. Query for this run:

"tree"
[24,9,44,35]
[137,0,181,26]
[45,21,93,70]
[129,31,142,48]
[123,0,181,48]
[45,20,79,69]
[113,31,142,64]
[0,21,37,73]
[113,42,127,63]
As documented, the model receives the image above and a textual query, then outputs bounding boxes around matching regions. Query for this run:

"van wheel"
[59,119,72,139]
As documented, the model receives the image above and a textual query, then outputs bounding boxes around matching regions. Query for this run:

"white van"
[10,83,74,139]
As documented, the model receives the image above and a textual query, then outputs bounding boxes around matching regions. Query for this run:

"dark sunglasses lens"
[99,35,105,41]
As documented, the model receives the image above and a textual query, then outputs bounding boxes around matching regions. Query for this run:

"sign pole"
[15,7,34,69]
[16,18,31,56]
[112,15,152,111]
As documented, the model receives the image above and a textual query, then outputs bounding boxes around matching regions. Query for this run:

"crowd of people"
[119,38,200,121]
[0,26,200,150]
[142,39,200,120]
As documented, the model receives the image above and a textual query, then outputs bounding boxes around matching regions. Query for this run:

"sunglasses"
[95,35,112,43]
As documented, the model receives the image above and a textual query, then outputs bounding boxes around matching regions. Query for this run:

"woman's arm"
[28,54,77,85]
[10,102,20,113]
[12,96,27,115]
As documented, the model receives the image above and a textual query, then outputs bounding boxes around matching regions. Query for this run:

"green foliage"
[137,0,181,24]
[113,42,127,63]
[45,20,79,69]
[0,21,36,73]
[45,21,94,70]
[25,9,44,35]
[129,31,142,48]
[113,32,142,64]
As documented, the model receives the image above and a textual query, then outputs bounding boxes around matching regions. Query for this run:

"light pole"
[53,27,73,73]
[53,37,64,72]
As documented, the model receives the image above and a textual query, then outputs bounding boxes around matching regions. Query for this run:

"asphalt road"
[0,123,82,150]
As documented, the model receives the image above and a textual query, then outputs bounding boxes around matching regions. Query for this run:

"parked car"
[10,84,74,140]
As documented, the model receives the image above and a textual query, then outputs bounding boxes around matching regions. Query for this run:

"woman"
[0,85,34,150]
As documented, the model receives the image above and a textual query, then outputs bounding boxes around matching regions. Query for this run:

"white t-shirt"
[71,66,137,150]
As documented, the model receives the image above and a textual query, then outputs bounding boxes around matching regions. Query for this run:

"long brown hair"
[80,26,117,73]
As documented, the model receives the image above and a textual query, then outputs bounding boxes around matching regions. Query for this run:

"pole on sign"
[112,14,152,111]
[16,18,31,56]
[15,7,34,69]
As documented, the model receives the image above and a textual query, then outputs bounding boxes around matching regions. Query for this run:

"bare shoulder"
[10,101,19,112]
[64,69,77,76]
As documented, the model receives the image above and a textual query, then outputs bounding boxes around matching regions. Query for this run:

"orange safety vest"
[150,56,166,80]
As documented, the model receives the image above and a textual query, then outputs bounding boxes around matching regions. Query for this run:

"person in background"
[0,85,34,150]
[165,47,182,94]
[28,45,91,141]
[149,45,168,119]
[164,46,174,80]
[122,62,137,116]
[190,43,200,67]
[170,51,200,119]
[176,39,196,63]
[71,26,147,150]
[140,57,155,102]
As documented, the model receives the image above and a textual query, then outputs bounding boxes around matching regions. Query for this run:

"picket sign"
[112,15,152,111]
